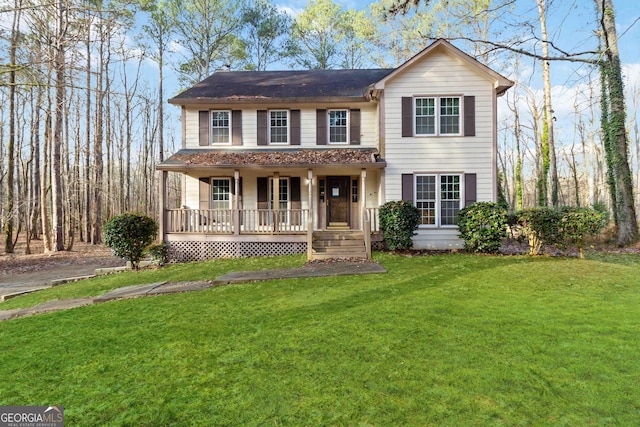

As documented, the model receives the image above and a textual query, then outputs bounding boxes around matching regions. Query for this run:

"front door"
[327,176,350,226]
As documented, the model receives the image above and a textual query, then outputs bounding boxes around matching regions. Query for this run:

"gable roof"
[169,39,513,106]
[373,39,513,95]
[169,69,394,105]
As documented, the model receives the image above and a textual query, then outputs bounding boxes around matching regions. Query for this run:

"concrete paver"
[0,261,386,322]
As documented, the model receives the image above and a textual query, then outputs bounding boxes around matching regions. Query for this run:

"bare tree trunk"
[30,86,42,241]
[92,9,105,244]
[84,10,92,243]
[41,101,52,253]
[537,0,558,207]
[4,0,22,254]
[529,96,545,206]
[51,0,66,251]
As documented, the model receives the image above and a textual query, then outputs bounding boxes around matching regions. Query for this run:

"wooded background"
[1,0,638,254]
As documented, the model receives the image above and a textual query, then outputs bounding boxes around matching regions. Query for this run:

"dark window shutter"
[290,177,301,202]
[464,96,475,137]
[290,177,302,225]
[257,177,268,209]
[465,173,477,206]
[257,110,267,146]
[199,177,210,209]
[350,109,361,145]
[290,110,301,145]
[401,174,414,202]
[316,109,327,145]
[401,97,413,137]
[199,111,210,146]
[232,110,242,145]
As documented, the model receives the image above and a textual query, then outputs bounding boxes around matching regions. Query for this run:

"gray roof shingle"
[169,69,394,104]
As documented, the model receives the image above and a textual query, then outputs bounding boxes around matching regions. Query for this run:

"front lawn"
[1,253,639,425]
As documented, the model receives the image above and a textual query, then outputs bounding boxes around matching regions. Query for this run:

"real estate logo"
[0,406,64,427]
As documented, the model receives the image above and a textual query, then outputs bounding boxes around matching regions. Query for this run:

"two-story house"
[157,39,513,262]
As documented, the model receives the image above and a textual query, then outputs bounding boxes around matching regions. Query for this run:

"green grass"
[0,254,305,310]
[1,252,639,426]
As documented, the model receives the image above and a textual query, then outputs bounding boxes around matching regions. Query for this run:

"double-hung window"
[328,109,348,144]
[269,177,289,210]
[211,111,231,144]
[269,110,289,144]
[211,178,231,210]
[269,177,289,224]
[415,174,461,226]
[414,96,461,136]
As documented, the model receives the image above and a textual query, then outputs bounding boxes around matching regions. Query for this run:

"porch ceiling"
[157,148,386,172]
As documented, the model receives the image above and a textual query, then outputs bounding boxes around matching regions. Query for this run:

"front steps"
[311,230,368,260]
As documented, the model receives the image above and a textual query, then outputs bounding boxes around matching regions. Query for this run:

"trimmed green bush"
[379,200,421,250]
[457,202,508,254]
[515,207,563,255]
[104,212,159,269]
[560,206,607,258]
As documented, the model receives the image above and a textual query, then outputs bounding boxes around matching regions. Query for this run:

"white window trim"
[210,110,232,145]
[210,177,232,210]
[268,110,290,145]
[414,173,463,228]
[414,96,462,137]
[327,109,349,145]
[268,177,290,210]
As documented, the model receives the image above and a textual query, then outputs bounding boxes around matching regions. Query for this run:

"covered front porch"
[156,148,386,261]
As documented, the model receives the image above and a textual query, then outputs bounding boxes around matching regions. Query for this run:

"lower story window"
[415,174,461,226]
[269,177,289,210]
[211,178,231,210]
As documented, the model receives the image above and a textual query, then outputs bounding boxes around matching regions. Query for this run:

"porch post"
[307,169,313,260]
[157,170,167,242]
[273,172,279,232]
[234,169,240,236]
[361,169,371,259]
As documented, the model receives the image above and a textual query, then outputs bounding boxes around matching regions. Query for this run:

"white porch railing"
[166,208,379,235]
[241,209,309,233]
[366,207,380,232]
[166,209,234,233]
[165,208,310,234]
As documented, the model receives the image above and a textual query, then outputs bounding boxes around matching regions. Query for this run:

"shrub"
[148,242,169,266]
[457,202,508,254]
[515,207,563,255]
[379,200,421,250]
[559,206,607,258]
[104,212,159,269]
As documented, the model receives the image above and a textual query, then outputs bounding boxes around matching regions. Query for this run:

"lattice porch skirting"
[167,240,307,263]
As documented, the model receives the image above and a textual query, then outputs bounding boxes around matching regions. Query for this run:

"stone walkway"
[0,261,386,322]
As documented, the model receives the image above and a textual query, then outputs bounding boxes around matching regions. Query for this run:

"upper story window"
[269,110,289,145]
[414,96,461,136]
[211,110,231,144]
[328,109,349,144]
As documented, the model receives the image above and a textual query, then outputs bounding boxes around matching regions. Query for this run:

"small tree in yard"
[560,207,607,258]
[457,202,507,254]
[104,213,159,269]
[379,200,421,250]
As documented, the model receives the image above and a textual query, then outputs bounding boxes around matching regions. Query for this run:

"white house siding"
[382,49,497,249]
[182,102,378,149]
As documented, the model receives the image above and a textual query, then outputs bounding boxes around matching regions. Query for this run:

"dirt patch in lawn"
[0,239,126,285]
